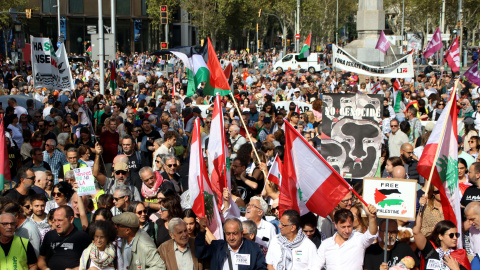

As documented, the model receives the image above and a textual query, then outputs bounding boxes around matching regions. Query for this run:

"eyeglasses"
[279,223,293,228]
[155,160,161,163]
[166,164,177,168]
[0,222,16,227]
[52,192,64,197]
[447,232,460,239]
[390,125,398,127]
[113,196,126,201]
[246,203,262,211]
[341,198,354,204]
[115,170,128,175]
[136,210,148,215]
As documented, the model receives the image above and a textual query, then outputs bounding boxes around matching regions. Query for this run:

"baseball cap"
[98,100,106,105]
[425,122,435,132]
[112,212,139,228]
[114,162,129,172]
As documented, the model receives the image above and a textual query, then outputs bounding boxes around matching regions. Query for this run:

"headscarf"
[89,243,116,269]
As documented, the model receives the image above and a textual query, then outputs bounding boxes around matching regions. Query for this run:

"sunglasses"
[52,192,64,197]
[390,125,398,127]
[136,210,148,215]
[205,121,211,124]
[23,205,31,209]
[166,164,177,168]
[155,160,161,163]
[433,190,440,195]
[64,125,69,128]
[439,103,445,105]
[115,170,128,175]
[113,196,125,201]
[447,232,460,239]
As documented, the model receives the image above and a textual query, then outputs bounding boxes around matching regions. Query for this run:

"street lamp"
[53,0,61,43]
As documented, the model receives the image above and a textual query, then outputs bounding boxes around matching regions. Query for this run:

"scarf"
[276,230,306,270]
[435,247,453,269]
[89,243,116,269]
[141,171,164,199]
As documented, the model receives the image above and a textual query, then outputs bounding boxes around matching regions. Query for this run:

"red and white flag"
[295,105,300,114]
[370,82,381,94]
[418,90,462,248]
[267,155,283,186]
[375,30,390,54]
[423,27,443,58]
[207,94,240,216]
[444,37,460,73]
[188,117,224,239]
[279,120,351,217]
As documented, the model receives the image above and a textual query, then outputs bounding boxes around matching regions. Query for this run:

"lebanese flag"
[418,90,462,248]
[392,79,403,113]
[279,120,351,217]
[370,82,381,94]
[445,37,460,73]
[188,117,224,239]
[201,38,231,96]
[298,32,311,59]
[0,115,11,191]
[207,94,241,217]
[267,155,283,186]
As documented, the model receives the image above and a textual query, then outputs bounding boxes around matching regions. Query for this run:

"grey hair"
[231,124,240,132]
[224,218,243,233]
[65,170,75,179]
[162,154,177,165]
[242,220,257,238]
[57,133,69,146]
[46,139,57,147]
[114,185,133,200]
[465,201,480,216]
[139,167,154,178]
[0,213,17,223]
[168,217,186,234]
[250,196,268,216]
[154,138,164,145]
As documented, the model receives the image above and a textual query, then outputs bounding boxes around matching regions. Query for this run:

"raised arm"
[413,196,427,250]
[92,142,106,187]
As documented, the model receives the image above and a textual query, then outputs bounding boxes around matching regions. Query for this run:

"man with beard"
[318,206,378,270]
[58,148,88,182]
[138,118,161,166]
[461,162,480,207]
[121,135,144,192]
[93,143,142,201]
[363,219,419,270]
[3,167,37,201]
[400,143,421,183]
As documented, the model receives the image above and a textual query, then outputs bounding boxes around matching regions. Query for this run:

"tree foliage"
[146,0,180,30]
[0,0,29,28]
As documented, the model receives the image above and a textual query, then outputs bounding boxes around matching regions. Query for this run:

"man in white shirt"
[465,201,480,254]
[266,210,320,270]
[239,196,277,246]
[317,205,378,270]
[8,97,28,118]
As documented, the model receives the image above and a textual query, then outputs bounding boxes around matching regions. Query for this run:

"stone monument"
[345,0,397,66]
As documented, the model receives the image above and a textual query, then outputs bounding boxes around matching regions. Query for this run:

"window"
[116,0,130,16]
[69,0,84,14]
[42,0,56,13]
[282,55,293,62]
[141,0,148,16]
[294,55,307,62]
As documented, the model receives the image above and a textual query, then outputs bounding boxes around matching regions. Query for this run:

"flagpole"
[389,45,398,61]
[229,92,268,180]
[422,79,459,201]
[283,120,369,206]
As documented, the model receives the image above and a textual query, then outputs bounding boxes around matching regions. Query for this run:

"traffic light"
[25,9,32,19]
[161,5,168,24]
[161,42,168,49]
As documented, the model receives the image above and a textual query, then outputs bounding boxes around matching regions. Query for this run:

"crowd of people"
[0,47,480,270]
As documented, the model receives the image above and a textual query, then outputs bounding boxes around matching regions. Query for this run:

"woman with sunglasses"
[414,196,471,270]
[468,136,480,159]
[155,194,183,247]
[473,101,480,131]
[17,114,34,133]
[45,181,74,213]
[127,201,155,239]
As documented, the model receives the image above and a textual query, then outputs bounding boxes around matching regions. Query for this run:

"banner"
[332,44,414,78]
[423,27,442,58]
[321,93,383,178]
[134,20,142,42]
[31,36,74,90]
[362,178,418,220]
[196,100,313,118]
[60,17,67,41]
[74,167,96,196]
[465,60,480,86]
[407,33,422,52]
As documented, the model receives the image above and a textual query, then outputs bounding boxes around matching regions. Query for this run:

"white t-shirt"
[14,106,28,119]
[78,107,89,125]
[266,235,321,270]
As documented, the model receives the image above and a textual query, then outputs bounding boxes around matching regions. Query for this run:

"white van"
[273,53,326,73]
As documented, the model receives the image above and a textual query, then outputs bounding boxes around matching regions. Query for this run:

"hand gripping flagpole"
[229,92,268,180]
[419,79,459,213]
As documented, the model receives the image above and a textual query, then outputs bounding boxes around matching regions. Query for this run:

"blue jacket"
[194,231,267,270]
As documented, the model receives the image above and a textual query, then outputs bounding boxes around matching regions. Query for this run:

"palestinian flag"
[418,89,462,248]
[200,38,231,96]
[298,32,311,59]
[223,62,234,91]
[0,116,11,191]
[392,79,403,113]
[86,46,91,56]
[152,46,210,97]
[374,188,405,210]
[109,61,116,91]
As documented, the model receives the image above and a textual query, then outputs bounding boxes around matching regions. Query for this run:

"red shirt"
[99,130,119,163]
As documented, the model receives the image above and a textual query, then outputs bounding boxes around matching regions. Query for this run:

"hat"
[114,162,129,172]
[294,88,301,93]
[112,212,139,228]
[98,100,106,105]
[464,117,475,125]
[264,117,271,124]
[425,122,435,132]
[193,107,202,114]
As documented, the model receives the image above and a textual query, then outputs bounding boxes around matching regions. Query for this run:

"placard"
[362,177,418,220]
[74,167,96,196]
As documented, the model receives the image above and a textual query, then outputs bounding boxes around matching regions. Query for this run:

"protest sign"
[362,178,418,220]
[74,167,96,196]
[31,36,74,90]
[321,93,383,178]
[332,44,414,78]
